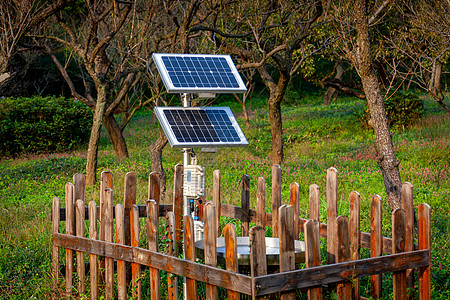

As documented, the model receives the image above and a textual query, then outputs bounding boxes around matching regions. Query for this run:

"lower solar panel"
[154,107,248,148]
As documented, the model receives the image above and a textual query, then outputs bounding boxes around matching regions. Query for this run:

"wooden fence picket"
[148,172,161,207]
[250,226,267,300]
[99,171,113,292]
[213,170,221,236]
[115,204,126,300]
[349,191,361,299]
[401,182,415,299]
[327,167,338,264]
[418,203,431,300]
[205,202,218,299]
[241,175,250,236]
[131,204,141,300]
[147,199,160,300]
[184,215,197,299]
[256,177,266,228]
[272,164,282,238]
[104,188,114,299]
[279,205,296,300]
[65,183,74,298]
[305,219,322,299]
[75,199,86,296]
[224,223,239,300]
[336,216,352,299]
[166,211,178,300]
[51,197,60,294]
[290,182,300,239]
[173,164,183,248]
[88,201,98,300]
[370,195,383,299]
[309,184,320,221]
[393,208,407,300]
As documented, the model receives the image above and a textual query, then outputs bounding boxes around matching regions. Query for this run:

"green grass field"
[0,95,449,299]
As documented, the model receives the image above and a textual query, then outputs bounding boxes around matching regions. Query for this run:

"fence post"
[279,204,296,300]
[205,202,218,299]
[326,167,338,264]
[184,215,197,299]
[104,188,114,300]
[224,223,239,300]
[76,199,86,296]
[250,226,267,299]
[213,170,221,236]
[370,195,383,299]
[115,204,126,300]
[173,164,183,250]
[336,216,352,299]
[52,197,60,296]
[131,205,141,300]
[309,184,320,221]
[241,175,250,236]
[401,182,415,299]
[256,177,266,228]
[418,203,431,300]
[99,171,113,292]
[147,199,160,300]
[349,191,361,300]
[166,211,178,300]
[305,219,322,299]
[272,164,282,238]
[393,208,407,300]
[290,182,300,239]
[65,182,74,298]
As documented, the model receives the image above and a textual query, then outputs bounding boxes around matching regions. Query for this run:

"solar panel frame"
[152,53,247,94]
[154,106,249,148]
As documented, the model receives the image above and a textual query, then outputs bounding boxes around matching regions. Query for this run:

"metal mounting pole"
[181,93,191,218]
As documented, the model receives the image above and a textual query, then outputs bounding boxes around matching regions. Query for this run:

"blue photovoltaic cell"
[161,56,240,89]
[162,109,241,144]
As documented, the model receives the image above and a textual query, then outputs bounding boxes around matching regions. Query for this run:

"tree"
[194,0,323,164]
[353,0,403,209]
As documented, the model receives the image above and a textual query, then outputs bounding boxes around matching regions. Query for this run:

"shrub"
[0,96,93,157]
[359,91,424,130]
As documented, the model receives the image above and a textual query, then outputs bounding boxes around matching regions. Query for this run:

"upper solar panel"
[152,53,247,94]
[154,107,248,148]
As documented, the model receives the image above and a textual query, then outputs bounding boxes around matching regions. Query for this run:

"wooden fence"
[51,165,431,299]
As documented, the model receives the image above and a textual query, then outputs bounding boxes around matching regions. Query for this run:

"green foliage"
[359,91,424,130]
[0,96,93,157]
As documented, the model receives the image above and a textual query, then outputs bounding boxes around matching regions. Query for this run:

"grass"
[0,94,449,299]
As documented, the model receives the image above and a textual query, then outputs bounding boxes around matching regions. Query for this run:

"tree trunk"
[103,113,129,159]
[324,63,344,105]
[268,71,290,165]
[86,86,108,186]
[355,0,402,210]
[150,130,168,194]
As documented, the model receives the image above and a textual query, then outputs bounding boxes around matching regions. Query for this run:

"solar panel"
[152,53,247,94]
[154,107,248,148]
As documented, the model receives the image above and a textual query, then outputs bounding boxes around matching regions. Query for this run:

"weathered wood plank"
[256,177,266,228]
[326,167,338,264]
[250,226,267,300]
[401,182,414,299]
[253,250,429,296]
[173,164,183,247]
[65,183,74,298]
[184,215,197,299]
[99,171,113,242]
[336,216,351,300]
[370,195,383,299]
[104,188,114,300]
[148,172,161,205]
[418,203,431,300]
[392,209,406,300]
[272,164,282,238]
[224,223,239,300]
[147,200,160,300]
[309,184,320,222]
[52,197,60,295]
[131,205,141,300]
[76,199,86,296]
[205,202,218,299]
[115,204,126,300]
[89,201,98,300]
[305,219,322,299]
[241,175,251,237]
[73,173,85,238]
[124,172,137,247]
[213,170,221,236]
[279,205,296,300]
[349,191,361,300]
[53,233,253,295]
[289,183,300,239]
[166,211,178,300]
